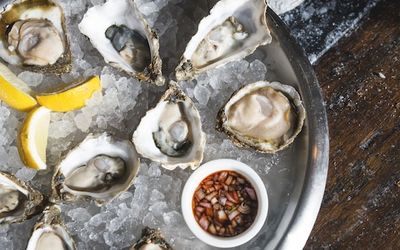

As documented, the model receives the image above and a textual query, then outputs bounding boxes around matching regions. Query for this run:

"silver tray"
[257,8,329,250]
[0,2,329,249]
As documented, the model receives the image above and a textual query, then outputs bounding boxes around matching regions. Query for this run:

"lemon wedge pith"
[18,106,50,170]
[0,63,37,112]
[36,76,101,112]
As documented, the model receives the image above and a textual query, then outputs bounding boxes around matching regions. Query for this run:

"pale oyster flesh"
[105,24,151,72]
[217,81,306,153]
[26,205,75,250]
[191,16,248,68]
[153,102,193,157]
[133,83,206,170]
[226,87,295,143]
[7,18,64,66]
[64,155,126,193]
[176,0,271,80]
[78,0,164,85]
[52,133,140,205]
[0,0,70,73]
[0,171,44,224]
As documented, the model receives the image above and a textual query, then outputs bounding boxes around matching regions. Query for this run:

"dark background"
[283,0,400,249]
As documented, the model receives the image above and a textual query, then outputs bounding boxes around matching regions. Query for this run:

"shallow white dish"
[181,159,269,248]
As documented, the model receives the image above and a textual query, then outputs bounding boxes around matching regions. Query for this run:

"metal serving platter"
[254,8,329,250]
[0,2,329,249]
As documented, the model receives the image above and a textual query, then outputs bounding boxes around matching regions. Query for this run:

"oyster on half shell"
[175,0,272,81]
[79,0,164,85]
[133,82,206,170]
[217,81,306,153]
[130,227,172,250]
[0,0,71,74]
[0,171,44,224]
[26,205,75,250]
[51,133,140,205]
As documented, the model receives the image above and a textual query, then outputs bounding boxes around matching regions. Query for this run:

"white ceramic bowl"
[181,159,268,248]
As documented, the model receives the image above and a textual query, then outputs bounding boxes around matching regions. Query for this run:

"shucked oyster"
[79,0,164,85]
[26,205,75,250]
[175,0,272,81]
[133,82,206,170]
[0,0,71,74]
[0,171,44,224]
[130,227,172,250]
[217,81,306,153]
[52,133,140,205]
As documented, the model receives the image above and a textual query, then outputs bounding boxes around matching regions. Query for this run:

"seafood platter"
[0,0,328,249]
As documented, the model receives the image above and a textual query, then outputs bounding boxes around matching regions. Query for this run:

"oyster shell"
[79,0,164,85]
[175,0,272,81]
[130,227,172,250]
[216,81,306,153]
[133,82,206,170]
[0,171,44,224]
[26,205,76,250]
[51,133,140,205]
[0,0,71,74]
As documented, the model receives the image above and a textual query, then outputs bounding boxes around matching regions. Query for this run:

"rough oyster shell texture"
[175,0,272,80]
[0,171,44,224]
[0,0,71,74]
[133,82,206,170]
[26,205,76,250]
[79,0,164,85]
[130,227,172,250]
[216,81,306,153]
[51,133,140,205]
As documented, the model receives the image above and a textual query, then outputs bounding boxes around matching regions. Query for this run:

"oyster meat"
[130,227,172,250]
[52,133,140,205]
[79,0,164,85]
[133,82,206,170]
[0,171,43,224]
[217,81,306,153]
[0,0,71,74]
[175,0,272,80]
[26,205,75,250]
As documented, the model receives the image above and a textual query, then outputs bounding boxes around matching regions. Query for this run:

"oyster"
[216,81,306,153]
[52,133,140,205]
[0,0,71,74]
[26,205,75,250]
[133,82,206,170]
[175,0,272,81]
[0,171,44,224]
[130,227,172,250]
[79,0,164,85]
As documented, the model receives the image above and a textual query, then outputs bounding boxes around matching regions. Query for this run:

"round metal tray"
[255,8,329,250]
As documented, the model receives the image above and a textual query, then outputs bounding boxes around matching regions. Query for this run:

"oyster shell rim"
[51,132,141,206]
[26,205,76,250]
[216,81,306,153]
[132,81,206,170]
[0,0,72,74]
[78,0,165,85]
[0,171,45,225]
[175,0,272,81]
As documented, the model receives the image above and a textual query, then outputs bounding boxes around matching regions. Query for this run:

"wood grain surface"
[304,0,400,249]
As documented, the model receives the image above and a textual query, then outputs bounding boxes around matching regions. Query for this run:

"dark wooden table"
[303,0,400,249]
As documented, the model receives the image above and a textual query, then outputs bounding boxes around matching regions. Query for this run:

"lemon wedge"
[36,76,101,112]
[18,106,50,170]
[0,62,37,112]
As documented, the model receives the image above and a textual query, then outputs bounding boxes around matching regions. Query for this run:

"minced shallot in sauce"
[192,170,258,237]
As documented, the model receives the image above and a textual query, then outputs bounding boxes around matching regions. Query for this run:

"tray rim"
[266,8,330,250]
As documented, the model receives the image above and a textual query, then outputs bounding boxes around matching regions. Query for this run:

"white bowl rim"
[181,159,269,248]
